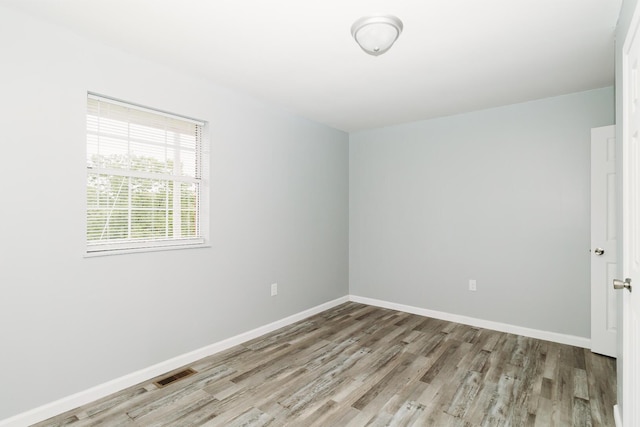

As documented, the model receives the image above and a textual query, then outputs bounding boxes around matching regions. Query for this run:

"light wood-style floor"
[34,302,616,426]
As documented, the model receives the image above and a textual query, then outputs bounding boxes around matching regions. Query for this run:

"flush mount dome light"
[351,15,403,56]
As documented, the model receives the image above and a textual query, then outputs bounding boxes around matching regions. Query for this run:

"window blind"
[86,94,205,253]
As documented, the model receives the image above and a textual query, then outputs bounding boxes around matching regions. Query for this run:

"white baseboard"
[349,295,591,349]
[0,296,349,427]
[1,294,592,426]
[613,404,622,427]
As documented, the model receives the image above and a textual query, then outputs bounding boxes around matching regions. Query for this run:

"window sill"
[84,243,211,258]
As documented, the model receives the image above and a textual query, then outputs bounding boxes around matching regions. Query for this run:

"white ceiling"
[3,0,623,132]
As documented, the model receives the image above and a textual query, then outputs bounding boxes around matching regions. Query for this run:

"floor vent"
[153,368,197,388]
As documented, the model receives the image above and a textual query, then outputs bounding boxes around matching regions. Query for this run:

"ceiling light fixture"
[351,15,403,56]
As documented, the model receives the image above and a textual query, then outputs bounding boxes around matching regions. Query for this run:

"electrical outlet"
[271,283,278,296]
[469,279,477,291]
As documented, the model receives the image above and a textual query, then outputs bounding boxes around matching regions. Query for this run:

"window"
[86,94,208,255]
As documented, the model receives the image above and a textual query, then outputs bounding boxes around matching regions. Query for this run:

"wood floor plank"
[152,394,220,427]
[310,403,361,426]
[572,397,593,427]
[419,339,462,384]
[445,370,483,418]
[224,407,274,427]
[33,302,617,427]
[279,348,369,419]
[584,350,617,427]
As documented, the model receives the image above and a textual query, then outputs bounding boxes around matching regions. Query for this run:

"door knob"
[594,248,605,256]
[613,278,632,292]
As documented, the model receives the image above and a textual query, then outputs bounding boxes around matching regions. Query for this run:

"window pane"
[86,95,205,253]
[180,182,199,237]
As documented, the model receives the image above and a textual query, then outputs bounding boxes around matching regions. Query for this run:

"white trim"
[0,296,349,427]
[1,294,593,426]
[614,404,622,427]
[348,295,591,349]
[85,239,207,256]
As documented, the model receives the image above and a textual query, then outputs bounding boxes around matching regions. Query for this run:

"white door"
[621,8,640,426]
[591,125,617,357]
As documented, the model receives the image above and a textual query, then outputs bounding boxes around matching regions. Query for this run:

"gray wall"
[615,0,638,414]
[0,2,620,421]
[0,6,348,420]
[350,88,614,337]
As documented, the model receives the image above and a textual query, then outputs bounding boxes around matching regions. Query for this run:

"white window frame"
[85,93,209,256]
